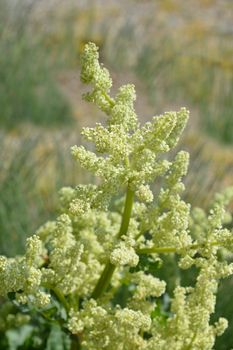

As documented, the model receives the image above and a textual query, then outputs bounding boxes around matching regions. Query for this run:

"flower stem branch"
[102,90,115,107]
[50,286,70,314]
[137,240,228,255]
[91,186,134,299]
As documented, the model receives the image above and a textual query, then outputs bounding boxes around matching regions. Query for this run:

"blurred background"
[0,0,232,348]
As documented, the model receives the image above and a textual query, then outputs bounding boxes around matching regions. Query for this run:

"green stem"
[102,90,115,107]
[91,186,134,299]
[51,287,70,314]
[137,240,228,255]
[117,187,134,239]
[70,334,82,350]
[138,246,177,254]
[91,262,115,300]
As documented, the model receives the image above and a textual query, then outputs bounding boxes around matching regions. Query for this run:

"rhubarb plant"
[0,42,233,350]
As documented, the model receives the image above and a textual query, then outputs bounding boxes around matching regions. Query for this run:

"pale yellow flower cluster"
[0,42,233,349]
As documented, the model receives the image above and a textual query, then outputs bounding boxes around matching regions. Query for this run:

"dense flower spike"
[0,42,233,350]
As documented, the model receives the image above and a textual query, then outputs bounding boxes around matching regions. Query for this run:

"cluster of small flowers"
[0,42,233,350]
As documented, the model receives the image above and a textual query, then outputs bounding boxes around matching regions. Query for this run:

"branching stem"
[91,186,134,299]
[102,90,115,107]
[137,240,227,255]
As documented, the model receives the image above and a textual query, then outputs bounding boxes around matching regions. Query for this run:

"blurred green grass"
[0,0,73,128]
[103,2,233,145]
[134,43,233,144]
[0,130,96,257]
[0,137,47,256]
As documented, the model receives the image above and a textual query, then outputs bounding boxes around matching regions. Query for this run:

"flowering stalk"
[0,42,233,350]
[92,186,134,299]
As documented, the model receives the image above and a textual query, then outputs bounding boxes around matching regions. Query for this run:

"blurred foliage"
[0,296,70,350]
[0,137,53,256]
[0,0,73,128]
[214,276,233,350]
[134,39,233,144]
[0,132,86,257]
[103,1,233,144]
[181,133,233,208]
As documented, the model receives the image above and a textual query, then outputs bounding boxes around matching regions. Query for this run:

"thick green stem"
[70,334,82,350]
[91,262,115,300]
[117,187,135,239]
[91,186,134,299]
[48,286,70,314]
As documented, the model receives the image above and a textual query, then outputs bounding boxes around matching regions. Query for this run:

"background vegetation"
[0,0,232,349]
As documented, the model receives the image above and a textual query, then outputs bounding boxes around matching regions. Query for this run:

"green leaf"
[46,325,70,350]
[6,325,33,350]
[130,254,162,275]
